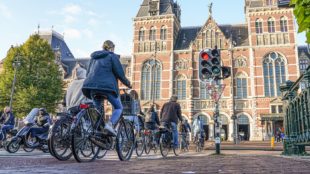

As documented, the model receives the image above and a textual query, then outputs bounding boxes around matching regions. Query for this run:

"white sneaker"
[104,122,117,137]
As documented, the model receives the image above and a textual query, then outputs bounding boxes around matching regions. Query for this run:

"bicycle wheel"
[97,149,108,159]
[49,118,73,161]
[135,130,145,157]
[144,134,152,155]
[71,111,99,162]
[6,139,20,153]
[116,119,135,161]
[159,132,170,158]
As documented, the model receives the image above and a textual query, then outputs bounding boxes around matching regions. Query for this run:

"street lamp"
[9,55,21,109]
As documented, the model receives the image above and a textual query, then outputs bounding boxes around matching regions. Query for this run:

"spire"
[37,23,40,34]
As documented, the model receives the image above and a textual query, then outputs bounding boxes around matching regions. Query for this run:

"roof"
[298,46,310,60]
[136,0,180,18]
[219,24,249,47]
[174,26,201,50]
[61,55,131,79]
[174,24,249,50]
[39,30,75,60]
[61,58,90,79]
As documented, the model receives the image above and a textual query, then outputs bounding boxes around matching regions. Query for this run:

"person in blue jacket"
[82,40,132,136]
[0,106,15,140]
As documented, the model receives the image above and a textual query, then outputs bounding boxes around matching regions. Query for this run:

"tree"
[0,34,64,118]
[291,0,310,43]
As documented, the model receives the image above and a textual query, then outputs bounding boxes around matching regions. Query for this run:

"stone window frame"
[267,17,276,33]
[280,16,288,32]
[141,59,162,100]
[174,74,187,100]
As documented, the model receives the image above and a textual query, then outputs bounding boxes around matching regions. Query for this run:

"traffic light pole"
[214,87,221,154]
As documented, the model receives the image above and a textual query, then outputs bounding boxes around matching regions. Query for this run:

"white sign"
[215,137,221,144]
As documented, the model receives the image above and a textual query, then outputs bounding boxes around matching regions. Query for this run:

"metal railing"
[281,66,310,155]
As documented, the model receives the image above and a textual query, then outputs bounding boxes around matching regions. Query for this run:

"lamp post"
[9,55,21,109]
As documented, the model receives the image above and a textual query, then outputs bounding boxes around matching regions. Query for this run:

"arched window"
[220,115,228,125]
[194,115,209,125]
[238,115,249,125]
[149,27,156,40]
[139,27,145,41]
[174,75,186,100]
[141,59,161,100]
[280,17,288,32]
[263,52,286,97]
[268,18,275,33]
[255,19,263,34]
[235,73,248,99]
[160,26,167,40]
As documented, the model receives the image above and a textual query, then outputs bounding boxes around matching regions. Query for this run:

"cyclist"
[145,105,160,144]
[29,108,52,137]
[82,40,132,136]
[160,95,183,149]
[64,65,90,113]
[145,105,160,131]
[0,106,15,140]
[193,116,205,143]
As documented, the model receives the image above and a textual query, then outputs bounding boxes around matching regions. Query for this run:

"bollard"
[271,136,275,150]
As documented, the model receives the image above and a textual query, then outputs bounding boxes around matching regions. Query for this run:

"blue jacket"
[0,112,15,126]
[82,50,131,98]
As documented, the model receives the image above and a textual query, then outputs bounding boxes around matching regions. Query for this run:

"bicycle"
[71,93,135,163]
[179,132,189,152]
[159,122,179,158]
[195,131,205,152]
[144,128,159,154]
[48,111,74,161]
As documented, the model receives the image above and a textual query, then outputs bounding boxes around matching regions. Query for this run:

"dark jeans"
[1,125,14,140]
[29,126,49,137]
[90,90,123,125]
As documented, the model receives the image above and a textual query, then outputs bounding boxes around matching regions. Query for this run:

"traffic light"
[210,48,221,78]
[222,66,231,79]
[198,48,231,81]
[199,49,213,81]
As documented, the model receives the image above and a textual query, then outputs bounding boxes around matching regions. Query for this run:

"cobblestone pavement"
[0,149,310,174]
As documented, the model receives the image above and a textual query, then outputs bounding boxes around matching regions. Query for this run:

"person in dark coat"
[0,106,15,140]
[29,108,51,138]
[160,95,183,148]
[82,40,131,136]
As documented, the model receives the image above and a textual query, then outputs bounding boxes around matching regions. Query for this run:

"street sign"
[215,137,221,144]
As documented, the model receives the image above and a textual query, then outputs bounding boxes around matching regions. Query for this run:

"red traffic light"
[200,52,210,61]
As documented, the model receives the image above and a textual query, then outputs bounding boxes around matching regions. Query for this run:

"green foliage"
[291,0,310,43]
[0,34,64,118]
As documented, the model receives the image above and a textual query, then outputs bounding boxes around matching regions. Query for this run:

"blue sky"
[0,0,307,60]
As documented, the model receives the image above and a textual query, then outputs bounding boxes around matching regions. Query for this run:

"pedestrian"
[160,95,183,149]
[82,40,132,136]
[0,106,15,140]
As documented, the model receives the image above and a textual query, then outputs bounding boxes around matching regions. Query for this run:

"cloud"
[0,3,12,18]
[82,29,93,39]
[63,4,82,15]
[74,48,90,58]
[64,15,77,23]
[88,18,98,26]
[64,28,81,39]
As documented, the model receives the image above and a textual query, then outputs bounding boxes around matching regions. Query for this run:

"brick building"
[128,0,299,141]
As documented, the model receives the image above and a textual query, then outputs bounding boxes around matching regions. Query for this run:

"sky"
[0,0,307,60]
